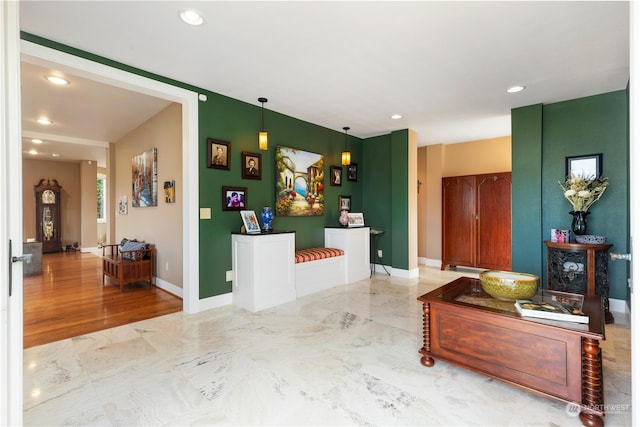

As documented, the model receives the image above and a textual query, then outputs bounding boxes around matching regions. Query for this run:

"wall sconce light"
[341,126,351,166]
[258,97,268,151]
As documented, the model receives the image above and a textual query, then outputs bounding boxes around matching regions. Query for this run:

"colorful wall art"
[275,145,324,216]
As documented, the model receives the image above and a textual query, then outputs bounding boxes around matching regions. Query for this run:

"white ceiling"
[19,1,630,167]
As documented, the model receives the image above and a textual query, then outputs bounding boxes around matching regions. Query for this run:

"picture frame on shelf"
[330,166,342,186]
[347,212,365,227]
[240,210,261,234]
[207,138,231,170]
[222,186,247,211]
[566,153,602,178]
[242,151,262,180]
[347,162,358,181]
[339,195,351,211]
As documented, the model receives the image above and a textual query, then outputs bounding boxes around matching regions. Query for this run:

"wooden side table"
[544,241,614,323]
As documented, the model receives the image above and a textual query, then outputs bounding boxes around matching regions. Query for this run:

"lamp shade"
[259,131,268,151]
[341,151,351,166]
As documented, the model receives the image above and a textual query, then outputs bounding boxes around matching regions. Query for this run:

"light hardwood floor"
[23,251,183,349]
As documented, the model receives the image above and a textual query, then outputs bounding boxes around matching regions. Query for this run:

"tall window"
[97,175,106,222]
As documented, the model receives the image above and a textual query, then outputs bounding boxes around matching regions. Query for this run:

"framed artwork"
[242,151,262,180]
[222,186,247,211]
[275,145,325,216]
[566,153,602,178]
[132,147,158,207]
[339,195,351,211]
[163,180,175,203]
[118,195,128,215]
[330,166,342,186]
[240,210,261,233]
[347,162,358,181]
[207,138,231,170]
[347,212,365,227]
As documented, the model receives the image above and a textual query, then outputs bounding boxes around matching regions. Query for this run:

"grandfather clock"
[35,178,62,253]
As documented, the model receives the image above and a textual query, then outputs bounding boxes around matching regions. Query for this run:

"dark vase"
[570,211,590,236]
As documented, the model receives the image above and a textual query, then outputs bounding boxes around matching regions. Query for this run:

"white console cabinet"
[324,227,370,283]
[232,231,295,312]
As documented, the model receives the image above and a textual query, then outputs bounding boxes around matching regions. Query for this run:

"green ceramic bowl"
[479,270,540,301]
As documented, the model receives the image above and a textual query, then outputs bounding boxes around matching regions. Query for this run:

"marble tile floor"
[24,267,631,427]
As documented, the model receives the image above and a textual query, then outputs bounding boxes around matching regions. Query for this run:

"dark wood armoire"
[441,172,511,271]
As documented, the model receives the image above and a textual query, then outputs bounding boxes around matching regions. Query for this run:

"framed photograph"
[242,151,262,180]
[339,195,351,211]
[347,212,365,227]
[207,138,231,170]
[566,153,602,178]
[222,186,247,211]
[330,166,342,186]
[347,162,358,181]
[163,180,175,203]
[240,210,261,234]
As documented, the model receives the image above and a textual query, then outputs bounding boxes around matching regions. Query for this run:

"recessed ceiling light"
[391,114,403,120]
[46,75,69,85]
[179,9,203,26]
[32,139,43,144]
[507,85,526,93]
[28,149,38,155]
[37,118,52,125]
[52,153,60,158]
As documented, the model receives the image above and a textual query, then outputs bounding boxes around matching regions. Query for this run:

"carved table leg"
[419,302,434,367]
[579,337,604,427]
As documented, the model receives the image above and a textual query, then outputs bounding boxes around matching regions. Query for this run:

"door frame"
[20,40,200,314]
[1,2,24,425]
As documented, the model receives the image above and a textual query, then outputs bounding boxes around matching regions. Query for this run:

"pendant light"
[341,126,351,166]
[258,97,268,150]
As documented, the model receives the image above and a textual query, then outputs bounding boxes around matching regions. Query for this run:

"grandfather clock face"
[42,189,55,204]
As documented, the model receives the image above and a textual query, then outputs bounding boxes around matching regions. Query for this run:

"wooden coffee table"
[418,277,605,427]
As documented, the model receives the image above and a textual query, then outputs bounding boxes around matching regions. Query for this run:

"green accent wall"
[512,91,629,301]
[511,104,543,274]
[362,130,410,270]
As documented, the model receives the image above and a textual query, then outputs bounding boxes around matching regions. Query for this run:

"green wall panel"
[541,91,629,300]
[511,104,543,275]
[390,130,410,270]
[362,134,392,266]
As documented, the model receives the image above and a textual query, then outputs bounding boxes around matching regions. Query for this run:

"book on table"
[515,290,588,324]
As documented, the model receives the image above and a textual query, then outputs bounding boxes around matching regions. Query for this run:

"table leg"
[419,302,434,367]
[579,337,604,427]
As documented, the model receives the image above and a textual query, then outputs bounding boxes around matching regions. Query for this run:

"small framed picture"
[347,163,358,181]
[242,151,262,180]
[347,212,365,227]
[565,153,602,178]
[330,166,342,186]
[163,180,175,203]
[222,186,247,211]
[207,138,231,170]
[339,195,351,211]
[240,210,261,234]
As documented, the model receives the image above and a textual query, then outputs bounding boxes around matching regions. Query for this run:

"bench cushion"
[120,241,150,260]
[295,247,344,264]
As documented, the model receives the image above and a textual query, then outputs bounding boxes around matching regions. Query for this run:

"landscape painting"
[275,145,324,216]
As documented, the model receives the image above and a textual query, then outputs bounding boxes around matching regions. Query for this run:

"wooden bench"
[294,247,345,298]
[102,243,154,291]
